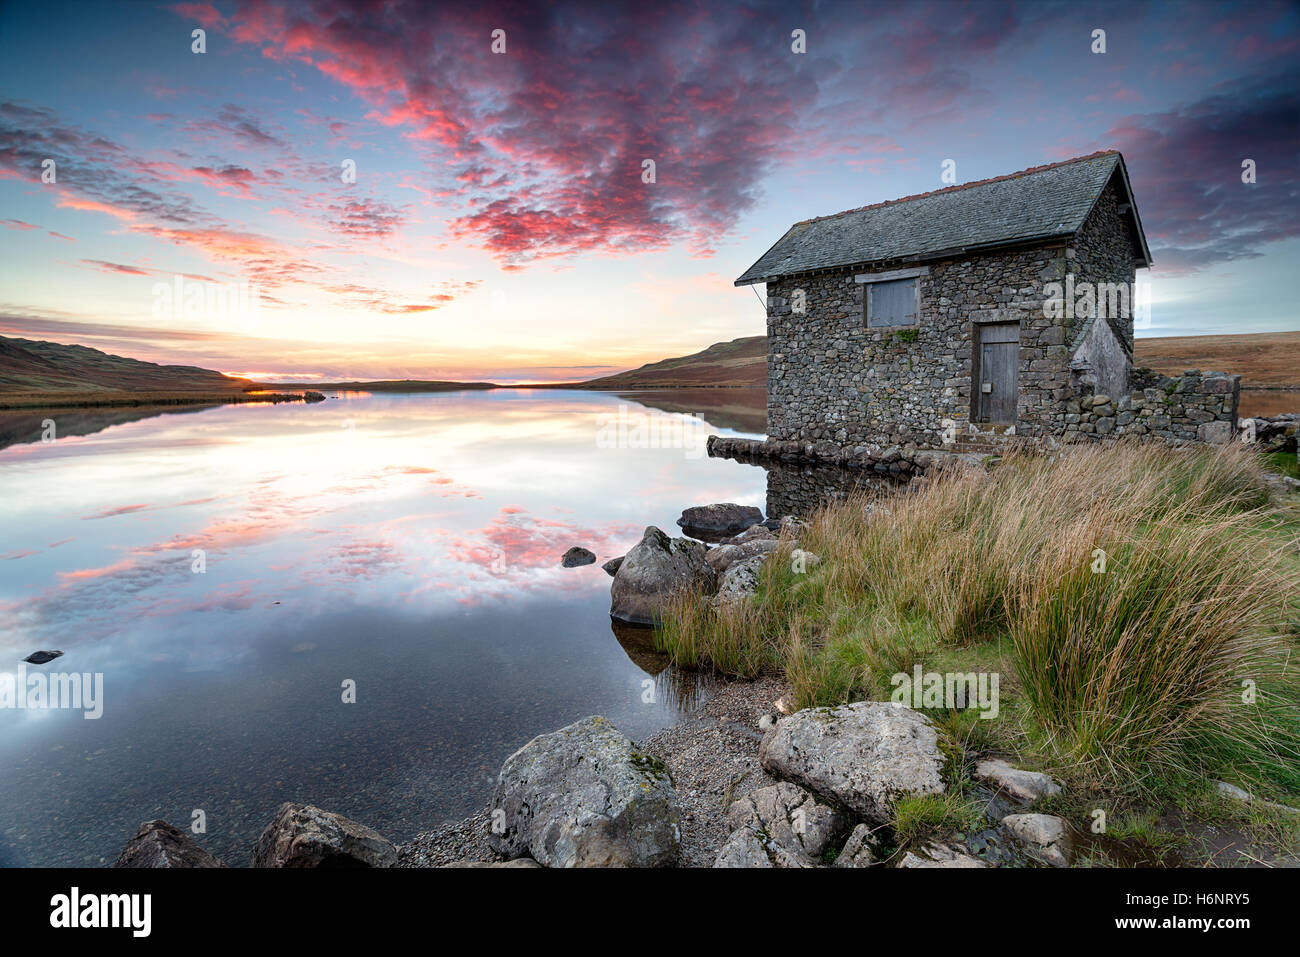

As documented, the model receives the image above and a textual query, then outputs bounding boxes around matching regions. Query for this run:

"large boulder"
[489,716,680,867]
[610,526,716,624]
[251,803,398,868]
[759,702,945,823]
[677,503,763,538]
[113,821,227,868]
[714,782,849,868]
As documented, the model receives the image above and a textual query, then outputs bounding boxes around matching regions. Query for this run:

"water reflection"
[609,618,710,713]
[0,389,764,865]
[612,388,767,435]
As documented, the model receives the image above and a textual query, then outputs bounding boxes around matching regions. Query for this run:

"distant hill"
[1133,331,1300,388]
[580,335,766,389]
[0,336,254,394]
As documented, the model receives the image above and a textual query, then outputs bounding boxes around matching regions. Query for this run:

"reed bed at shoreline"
[655,443,1300,796]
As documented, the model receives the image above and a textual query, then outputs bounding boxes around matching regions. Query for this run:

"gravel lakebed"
[398,675,789,868]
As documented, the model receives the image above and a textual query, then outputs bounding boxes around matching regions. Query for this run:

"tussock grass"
[655,442,1300,796]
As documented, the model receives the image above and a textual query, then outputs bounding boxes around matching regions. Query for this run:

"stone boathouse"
[730,151,1240,462]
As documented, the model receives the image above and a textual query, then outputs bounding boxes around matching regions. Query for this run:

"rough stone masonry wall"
[1069,370,1241,444]
[765,243,1069,446]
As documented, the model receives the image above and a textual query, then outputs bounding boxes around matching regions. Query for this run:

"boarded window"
[866,278,918,328]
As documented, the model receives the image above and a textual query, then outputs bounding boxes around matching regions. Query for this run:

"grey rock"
[561,546,596,567]
[1197,420,1232,445]
[759,702,945,823]
[602,555,624,577]
[444,859,541,868]
[834,823,880,868]
[610,526,716,625]
[113,821,227,868]
[973,758,1062,803]
[705,537,779,574]
[727,524,777,545]
[713,827,775,868]
[251,803,398,868]
[899,842,988,868]
[1002,812,1070,867]
[489,716,680,868]
[711,553,771,607]
[678,502,763,535]
[724,782,850,866]
[1214,780,1300,815]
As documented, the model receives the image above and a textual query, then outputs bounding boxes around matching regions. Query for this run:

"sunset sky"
[0,0,1296,383]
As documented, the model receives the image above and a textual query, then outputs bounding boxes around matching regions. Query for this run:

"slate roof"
[735,151,1151,286]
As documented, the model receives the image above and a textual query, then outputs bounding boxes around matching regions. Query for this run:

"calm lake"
[0,388,790,867]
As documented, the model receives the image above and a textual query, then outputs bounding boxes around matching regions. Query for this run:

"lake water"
[0,388,782,866]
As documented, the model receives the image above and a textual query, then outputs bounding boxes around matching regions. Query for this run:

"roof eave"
[733,231,1077,287]
[1080,154,1153,268]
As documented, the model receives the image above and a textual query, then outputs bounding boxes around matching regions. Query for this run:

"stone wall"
[1068,370,1240,444]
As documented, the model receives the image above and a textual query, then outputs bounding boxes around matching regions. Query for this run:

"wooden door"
[976,322,1019,423]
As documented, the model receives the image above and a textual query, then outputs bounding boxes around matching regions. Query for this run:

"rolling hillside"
[0,336,254,394]
[579,335,766,389]
[1133,331,1300,387]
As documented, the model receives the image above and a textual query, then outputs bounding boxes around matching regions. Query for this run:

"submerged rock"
[113,821,227,868]
[560,546,596,567]
[677,503,763,537]
[759,701,945,823]
[251,802,398,868]
[489,715,680,868]
[610,526,716,625]
[22,650,62,665]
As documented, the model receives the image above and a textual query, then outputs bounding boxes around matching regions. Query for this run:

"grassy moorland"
[655,443,1300,863]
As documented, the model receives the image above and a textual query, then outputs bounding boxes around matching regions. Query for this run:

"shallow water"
[0,389,773,866]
